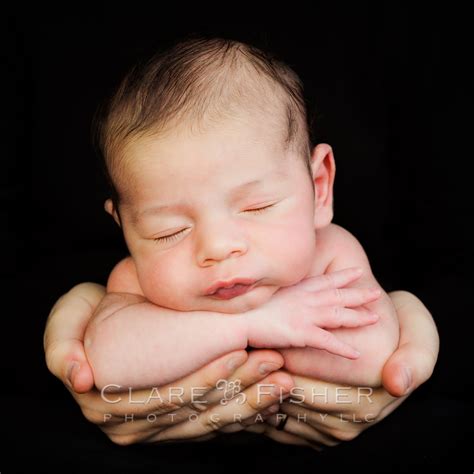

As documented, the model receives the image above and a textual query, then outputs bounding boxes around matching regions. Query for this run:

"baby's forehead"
[119,134,294,205]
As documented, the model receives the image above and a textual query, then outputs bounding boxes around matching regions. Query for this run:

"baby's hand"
[245,268,381,359]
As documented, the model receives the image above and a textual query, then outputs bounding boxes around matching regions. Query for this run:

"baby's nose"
[196,226,248,266]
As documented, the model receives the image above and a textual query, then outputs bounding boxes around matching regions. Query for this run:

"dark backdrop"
[7,5,471,473]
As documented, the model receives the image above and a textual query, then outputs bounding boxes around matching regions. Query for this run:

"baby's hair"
[92,35,316,215]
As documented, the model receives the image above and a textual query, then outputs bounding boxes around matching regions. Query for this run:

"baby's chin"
[145,285,277,314]
[200,285,278,314]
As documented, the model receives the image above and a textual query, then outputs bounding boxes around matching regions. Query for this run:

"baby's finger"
[305,328,360,360]
[312,287,382,308]
[296,267,363,292]
[316,308,379,329]
[143,372,295,442]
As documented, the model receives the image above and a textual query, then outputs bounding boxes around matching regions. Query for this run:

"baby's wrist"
[239,306,264,347]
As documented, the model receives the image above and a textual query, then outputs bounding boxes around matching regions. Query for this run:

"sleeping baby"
[84,37,399,392]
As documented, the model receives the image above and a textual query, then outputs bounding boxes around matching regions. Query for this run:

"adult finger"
[264,414,339,447]
[195,349,285,406]
[44,282,105,393]
[382,291,440,396]
[87,350,250,418]
[143,371,295,443]
[280,372,397,418]
[253,423,324,451]
[277,401,365,442]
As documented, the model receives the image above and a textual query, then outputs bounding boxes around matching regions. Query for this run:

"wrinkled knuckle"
[188,400,209,412]
[325,273,335,287]
[333,288,343,303]
[318,330,332,346]
[152,399,182,414]
[203,414,224,431]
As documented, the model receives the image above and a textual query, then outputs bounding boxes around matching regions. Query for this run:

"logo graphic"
[215,379,246,405]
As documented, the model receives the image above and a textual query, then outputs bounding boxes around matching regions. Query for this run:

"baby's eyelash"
[153,229,187,243]
[153,205,275,243]
[244,204,275,214]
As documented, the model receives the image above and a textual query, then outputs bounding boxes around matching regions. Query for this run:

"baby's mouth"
[205,278,259,300]
[210,283,254,300]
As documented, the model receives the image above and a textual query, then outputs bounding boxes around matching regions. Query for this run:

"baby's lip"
[205,278,258,296]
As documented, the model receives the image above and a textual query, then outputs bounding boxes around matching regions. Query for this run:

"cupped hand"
[243,290,440,450]
[43,283,294,445]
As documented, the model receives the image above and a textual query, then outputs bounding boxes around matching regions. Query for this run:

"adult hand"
[43,283,294,445]
[242,290,440,450]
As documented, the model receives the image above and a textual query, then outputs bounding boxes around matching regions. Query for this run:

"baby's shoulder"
[316,223,370,272]
[107,256,144,295]
[317,223,362,252]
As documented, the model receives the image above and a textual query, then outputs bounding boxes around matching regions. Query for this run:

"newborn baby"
[84,37,399,391]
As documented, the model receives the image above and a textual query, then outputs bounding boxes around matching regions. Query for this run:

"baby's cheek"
[268,223,316,282]
[136,263,174,305]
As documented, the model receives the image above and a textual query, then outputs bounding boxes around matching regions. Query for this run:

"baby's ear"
[310,143,335,229]
[104,199,121,227]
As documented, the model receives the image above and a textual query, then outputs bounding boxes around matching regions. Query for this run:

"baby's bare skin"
[85,223,399,390]
[278,224,399,387]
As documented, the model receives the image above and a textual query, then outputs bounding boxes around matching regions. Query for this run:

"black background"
[6,4,472,473]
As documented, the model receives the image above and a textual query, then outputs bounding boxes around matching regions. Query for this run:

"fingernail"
[67,361,80,387]
[403,367,413,394]
[259,362,281,375]
[354,267,363,275]
[370,288,382,296]
[227,355,246,371]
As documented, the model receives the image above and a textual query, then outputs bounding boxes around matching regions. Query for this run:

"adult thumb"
[382,343,438,397]
[46,339,95,394]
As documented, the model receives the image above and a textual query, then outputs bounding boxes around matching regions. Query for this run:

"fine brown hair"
[92,35,316,216]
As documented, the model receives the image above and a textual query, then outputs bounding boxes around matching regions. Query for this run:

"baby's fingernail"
[227,355,246,371]
[403,367,413,394]
[67,361,80,387]
[259,362,281,375]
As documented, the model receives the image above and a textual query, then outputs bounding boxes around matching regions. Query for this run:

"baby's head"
[94,36,336,314]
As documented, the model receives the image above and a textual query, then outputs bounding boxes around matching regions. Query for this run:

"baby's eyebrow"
[229,178,264,197]
[133,175,282,224]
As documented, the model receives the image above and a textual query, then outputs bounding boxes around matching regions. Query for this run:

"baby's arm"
[280,224,400,387]
[84,258,379,391]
